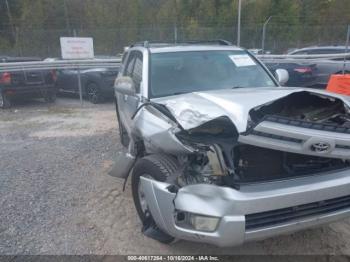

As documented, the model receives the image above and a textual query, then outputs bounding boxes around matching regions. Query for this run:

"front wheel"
[131,154,178,222]
[0,91,11,109]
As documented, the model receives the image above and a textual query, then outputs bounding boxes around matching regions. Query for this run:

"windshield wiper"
[231,86,246,89]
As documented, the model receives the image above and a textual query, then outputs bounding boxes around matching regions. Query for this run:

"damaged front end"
[240,91,350,182]
[150,90,350,188]
[121,89,350,246]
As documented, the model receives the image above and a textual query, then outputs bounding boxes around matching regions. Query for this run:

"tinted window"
[308,49,345,54]
[123,51,143,93]
[150,50,276,98]
[291,51,308,55]
[122,52,128,63]
[124,53,135,77]
[132,53,143,92]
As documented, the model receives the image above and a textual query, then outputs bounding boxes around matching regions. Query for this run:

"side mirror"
[274,69,289,86]
[114,76,136,96]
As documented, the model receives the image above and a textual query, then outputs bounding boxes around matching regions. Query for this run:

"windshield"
[149,50,277,98]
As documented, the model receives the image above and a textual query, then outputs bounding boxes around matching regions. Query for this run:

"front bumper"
[140,168,350,247]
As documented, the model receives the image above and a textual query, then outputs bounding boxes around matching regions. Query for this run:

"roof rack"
[181,39,232,46]
[130,39,232,48]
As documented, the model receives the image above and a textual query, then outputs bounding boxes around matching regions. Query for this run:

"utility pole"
[72,30,83,106]
[174,0,178,43]
[63,0,71,35]
[5,0,16,41]
[262,16,272,54]
[237,0,242,46]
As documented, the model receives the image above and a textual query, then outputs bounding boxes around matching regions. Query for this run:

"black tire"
[131,154,178,222]
[86,82,102,104]
[44,90,57,103]
[115,98,129,147]
[0,91,11,109]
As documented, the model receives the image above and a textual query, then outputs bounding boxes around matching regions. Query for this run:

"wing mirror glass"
[274,69,289,86]
[114,76,136,96]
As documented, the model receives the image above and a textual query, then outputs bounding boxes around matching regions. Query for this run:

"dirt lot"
[0,97,350,255]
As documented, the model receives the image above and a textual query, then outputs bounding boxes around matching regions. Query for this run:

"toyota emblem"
[310,142,331,153]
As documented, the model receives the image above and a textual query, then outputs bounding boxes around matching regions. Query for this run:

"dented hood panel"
[153,87,350,132]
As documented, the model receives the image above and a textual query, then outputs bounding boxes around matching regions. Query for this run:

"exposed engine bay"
[249,91,350,129]
[168,91,350,189]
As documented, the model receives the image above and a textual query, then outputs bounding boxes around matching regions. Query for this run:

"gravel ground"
[0,97,350,255]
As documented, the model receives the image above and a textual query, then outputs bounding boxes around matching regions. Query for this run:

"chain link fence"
[1,24,349,58]
[1,24,350,105]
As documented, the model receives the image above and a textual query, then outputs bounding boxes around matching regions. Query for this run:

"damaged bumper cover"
[141,168,350,247]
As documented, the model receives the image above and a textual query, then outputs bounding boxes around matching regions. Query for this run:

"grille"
[336,144,350,150]
[245,195,350,230]
[249,130,303,144]
[264,115,350,134]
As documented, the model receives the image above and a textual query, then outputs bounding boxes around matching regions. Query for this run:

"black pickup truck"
[0,56,57,108]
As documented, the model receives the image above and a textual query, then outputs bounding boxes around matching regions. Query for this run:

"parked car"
[110,41,350,247]
[248,49,271,55]
[288,45,348,55]
[56,67,119,103]
[0,56,57,108]
[55,56,120,103]
[288,46,350,88]
[263,60,318,87]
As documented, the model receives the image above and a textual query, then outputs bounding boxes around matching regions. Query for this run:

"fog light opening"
[189,214,220,232]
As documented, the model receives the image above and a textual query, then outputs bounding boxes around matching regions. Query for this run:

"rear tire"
[44,90,57,103]
[0,91,11,109]
[131,154,178,222]
[86,82,102,104]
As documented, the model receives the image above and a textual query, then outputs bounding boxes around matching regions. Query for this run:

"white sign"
[229,54,256,67]
[60,37,94,59]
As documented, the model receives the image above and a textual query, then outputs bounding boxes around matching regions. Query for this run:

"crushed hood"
[152,87,350,132]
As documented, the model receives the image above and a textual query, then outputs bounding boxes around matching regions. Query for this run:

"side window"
[124,53,136,77]
[132,53,143,92]
[309,50,325,54]
[292,51,308,55]
[313,49,344,54]
[122,51,143,93]
[122,51,128,64]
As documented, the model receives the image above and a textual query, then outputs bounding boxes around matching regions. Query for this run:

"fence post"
[73,29,83,106]
[174,24,178,43]
[262,16,272,54]
[237,0,242,46]
[342,25,350,74]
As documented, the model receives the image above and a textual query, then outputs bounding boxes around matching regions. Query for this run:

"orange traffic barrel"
[326,74,350,96]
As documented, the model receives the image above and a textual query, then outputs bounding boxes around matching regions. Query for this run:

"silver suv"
[112,41,350,247]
